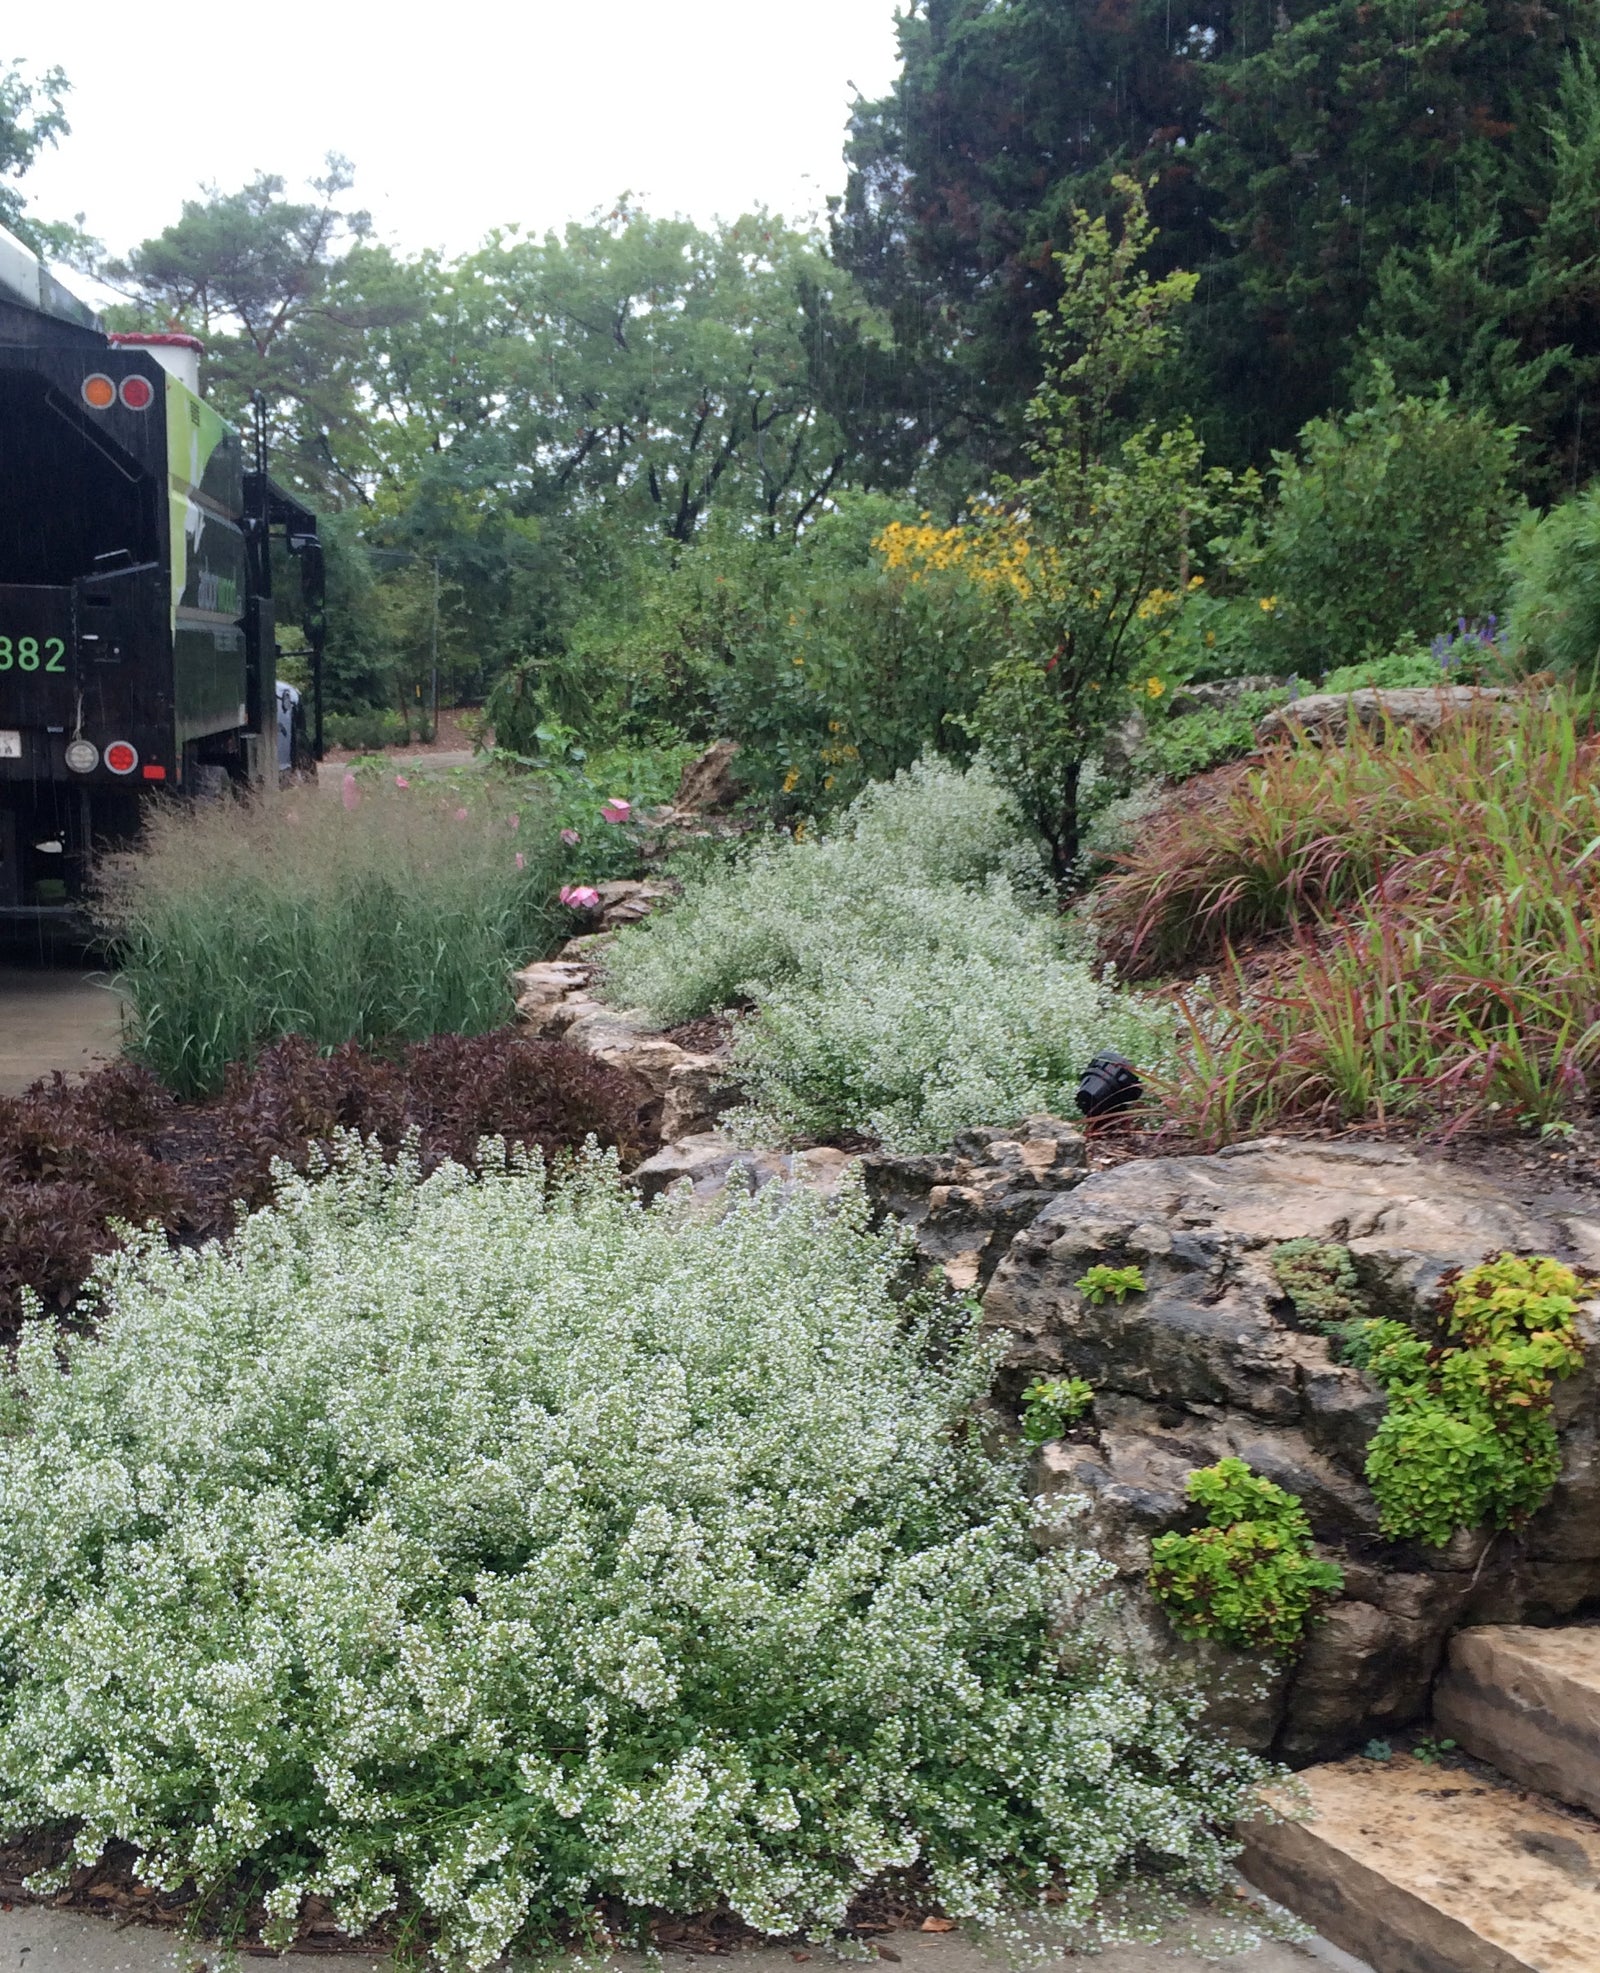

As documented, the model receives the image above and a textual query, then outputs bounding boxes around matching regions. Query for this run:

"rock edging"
[984,1137,1600,1761]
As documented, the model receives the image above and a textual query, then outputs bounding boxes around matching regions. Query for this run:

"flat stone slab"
[1436,1625,1600,1819]
[1240,1754,1600,1971]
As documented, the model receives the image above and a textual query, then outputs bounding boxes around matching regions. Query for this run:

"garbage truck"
[0,222,323,925]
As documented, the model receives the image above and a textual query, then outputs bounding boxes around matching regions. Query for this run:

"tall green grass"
[100,779,565,1097]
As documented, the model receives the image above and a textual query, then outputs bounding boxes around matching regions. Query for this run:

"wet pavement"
[0,960,125,1093]
[0,1903,1353,1973]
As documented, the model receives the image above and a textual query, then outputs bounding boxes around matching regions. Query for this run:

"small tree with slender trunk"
[965,177,1246,889]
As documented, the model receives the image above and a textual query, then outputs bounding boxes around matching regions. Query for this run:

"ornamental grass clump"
[1102,694,1600,1136]
[100,780,566,1098]
[604,759,1162,1149]
[0,1145,1267,1968]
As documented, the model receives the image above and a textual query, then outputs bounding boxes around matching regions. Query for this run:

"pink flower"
[394,773,410,789]
[600,797,632,825]
[559,884,601,910]
[560,827,581,846]
[508,812,520,831]
[514,852,526,870]
[454,806,469,821]
[341,772,360,812]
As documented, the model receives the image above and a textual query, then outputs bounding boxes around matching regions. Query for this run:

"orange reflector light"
[82,373,116,410]
[120,374,155,411]
[141,763,166,780]
[104,741,138,776]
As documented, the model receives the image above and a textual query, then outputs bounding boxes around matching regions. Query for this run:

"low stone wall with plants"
[984,1138,1600,1761]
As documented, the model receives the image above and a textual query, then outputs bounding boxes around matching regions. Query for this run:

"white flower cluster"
[604,758,1165,1149]
[0,1145,1262,1968]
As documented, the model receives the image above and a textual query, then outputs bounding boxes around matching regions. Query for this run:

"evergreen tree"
[837,0,1600,486]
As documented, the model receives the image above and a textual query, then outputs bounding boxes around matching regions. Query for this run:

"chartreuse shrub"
[1075,1264,1147,1306]
[605,759,1164,1150]
[1351,1254,1588,1548]
[1149,1460,1345,1657]
[1021,1376,1095,1443]
[0,1144,1269,1969]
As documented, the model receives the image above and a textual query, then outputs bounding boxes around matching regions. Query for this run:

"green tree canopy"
[837,0,1600,488]
[0,58,74,252]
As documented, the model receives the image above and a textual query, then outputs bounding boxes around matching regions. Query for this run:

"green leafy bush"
[1505,480,1600,689]
[543,497,996,815]
[1269,1240,1365,1332]
[1149,1460,1345,1657]
[324,708,431,752]
[1256,366,1521,675]
[604,760,1164,1149]
[1021,1376,1095,1442]
[101,780,566,1098]
[1131,696,1277,785]
[0,1146,1267,1967]
[1318,649,1449,694]
[1351,1254,1588,1548]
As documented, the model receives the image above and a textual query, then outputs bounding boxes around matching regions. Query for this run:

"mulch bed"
[0,1031,658,1343]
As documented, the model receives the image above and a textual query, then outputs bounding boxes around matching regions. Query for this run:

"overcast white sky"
[9,1,905,260]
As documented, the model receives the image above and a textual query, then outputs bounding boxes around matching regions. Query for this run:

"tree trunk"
[1050,758,1083,893]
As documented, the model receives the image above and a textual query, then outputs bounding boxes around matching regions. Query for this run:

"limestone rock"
[633,1132,851,1209]
[862,1116,1087,1292]
[1435,1625,1600,1817]
[660,1053,740,1140]
[1240,1754,1600,1972]
[510,959,592,1032]
[1255,684,1514,746]
[593,878,675,929]
[671,738,744,815]
[1168,675,1284,717]
[985,1138,1600,1759]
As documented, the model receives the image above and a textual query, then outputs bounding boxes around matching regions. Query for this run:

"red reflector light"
[119,374,155,411]
[104,741,139,776]
[141,763,166,780]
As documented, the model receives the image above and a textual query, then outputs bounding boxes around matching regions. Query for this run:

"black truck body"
[0,229,321,927]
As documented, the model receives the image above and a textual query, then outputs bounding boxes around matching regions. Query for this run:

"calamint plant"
[604,757,1165,1150]
[0,1143,1267,1969]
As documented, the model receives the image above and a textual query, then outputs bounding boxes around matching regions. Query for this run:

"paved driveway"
[0,962,124,1094]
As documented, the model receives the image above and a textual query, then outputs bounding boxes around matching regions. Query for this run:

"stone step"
[1239,1753,1600,1972]
[1435,1626,1600,1820]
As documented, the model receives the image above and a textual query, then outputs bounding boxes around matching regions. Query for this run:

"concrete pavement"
[0,963,124,1094]
[0,1900,1362,1972]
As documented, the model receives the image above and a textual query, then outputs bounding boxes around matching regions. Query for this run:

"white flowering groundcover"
[0,1144,1264,1968]
[603,759,1166,1151]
